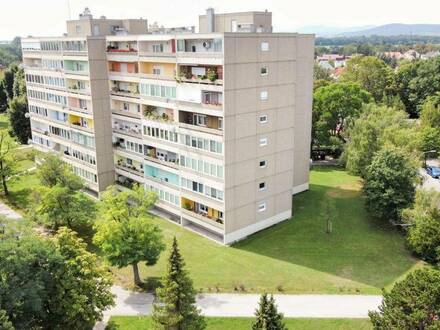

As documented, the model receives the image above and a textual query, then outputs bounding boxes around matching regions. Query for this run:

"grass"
[108,316,372,330]
[112,166,423,294]
[0,113,9,131]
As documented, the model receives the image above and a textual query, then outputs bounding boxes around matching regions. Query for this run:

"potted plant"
[207,68,218,82]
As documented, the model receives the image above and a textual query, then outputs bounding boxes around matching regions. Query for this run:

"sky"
[0,0,439,40]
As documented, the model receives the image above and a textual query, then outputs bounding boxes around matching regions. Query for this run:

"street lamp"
[24,112,30,119]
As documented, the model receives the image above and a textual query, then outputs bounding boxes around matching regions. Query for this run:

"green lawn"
[0,113,9,131]
[112,166,422,294]
[108,316,372,330]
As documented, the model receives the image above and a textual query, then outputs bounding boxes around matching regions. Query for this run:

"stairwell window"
[259,137,268,147]
[258,202,267,212]
[260,91,268,101]
[259,160,267,168]
[259,182,266,191]
[261,42,269,51]
[261,67,268,76]
[259,115,268,124]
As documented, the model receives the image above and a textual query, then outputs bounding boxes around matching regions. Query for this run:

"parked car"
[426,166,440,179]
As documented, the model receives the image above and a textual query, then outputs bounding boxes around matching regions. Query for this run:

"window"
[152,44,164,53]
[261,67,268,75]
[261,42,269,51]
[258,202,267,212]
[259,137,267,146]
[193,114,207,127]
[259,160,267,168]
[259,115,268,123]
[152,65,163,75]
[260,91,268,101]
[259,182,266,191]
[76,25,82,33]
[218,118,223,130]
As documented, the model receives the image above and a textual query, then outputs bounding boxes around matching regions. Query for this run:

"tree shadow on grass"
[233,182,419,291]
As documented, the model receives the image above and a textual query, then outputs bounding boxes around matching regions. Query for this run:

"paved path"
[94,286,382,329]
[0,201,22,220]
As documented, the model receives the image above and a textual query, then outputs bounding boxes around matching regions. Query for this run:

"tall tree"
[12,67,26,98]
[369,268,440,329]
[363,146,418,221]
[341,56,394,102]
[0,132,16,196]
[402,190,440,263]
[0,227,114,329]
[94,185,165,286]
[343,104,417,178]
[7,95,30,144]
[252,293,286,330]
[0,82,8,113]
[152,237,205,330]
[313,82,371,150]
[2,64,18,100]
[31,154,95,234]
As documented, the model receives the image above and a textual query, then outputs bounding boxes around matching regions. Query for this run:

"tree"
[363,147,418,221]
[343,104,417,177]
[0,310,14,330]
[417,126,440,155]
[395,57,440,117]
[402,190,440,263]
[420,96,440,128]
[48,228,114,329]
[7,95,30,144]
[313,63,331,81]
[312,82,371,150]
[31,154,95,234]
[252,293,286,330]
[32,184,96,233]
[0,227,114,329]
[2,65,18,100]
[36,153,83,190]
[12,67,26,98]
[94,185,165,286]
[0,132,16,196]
[0,82,8,113]
[152,237,205,330]
[369,268,440,329]
[341,56,394,102]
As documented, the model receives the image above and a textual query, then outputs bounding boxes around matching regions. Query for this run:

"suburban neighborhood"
[0,1,439,330]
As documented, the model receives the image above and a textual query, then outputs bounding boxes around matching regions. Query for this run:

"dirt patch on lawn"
[326,181,362,198]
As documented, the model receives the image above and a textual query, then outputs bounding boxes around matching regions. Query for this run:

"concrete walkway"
[94,286,382,329]
[0,201,22,220]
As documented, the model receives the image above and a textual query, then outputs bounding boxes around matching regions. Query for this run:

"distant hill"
[340,24,440,36]
[296,25,375,37]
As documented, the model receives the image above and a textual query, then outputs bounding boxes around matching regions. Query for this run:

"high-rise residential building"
[22,8,314,244]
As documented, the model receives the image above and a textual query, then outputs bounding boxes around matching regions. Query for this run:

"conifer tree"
[252,293,286,330]
[152,237,205,330]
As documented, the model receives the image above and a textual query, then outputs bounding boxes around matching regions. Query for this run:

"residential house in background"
[22,7,314,244]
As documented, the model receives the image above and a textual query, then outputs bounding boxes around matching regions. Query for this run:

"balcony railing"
[181,208,224,229]
[112,126,142,138]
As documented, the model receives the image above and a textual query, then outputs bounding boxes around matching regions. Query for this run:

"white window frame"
[259,115,268,124]
[259,137,268,147]
[258,202,267,212]
[261,42,269,51]
[260,91,268,101]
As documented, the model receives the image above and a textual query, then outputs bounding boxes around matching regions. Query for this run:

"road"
[421,159,440,192]
[94,286,382,329]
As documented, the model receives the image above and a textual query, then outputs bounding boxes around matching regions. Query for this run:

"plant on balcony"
[207,68,218,82]
[162,113,169,121]
[182,202,192,210]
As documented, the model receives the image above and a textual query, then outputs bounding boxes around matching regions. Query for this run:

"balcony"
[178,111,222,135]
[112,121,142,138]
[144,145,179,169]
[142,105,174,123]
[110,81,139,99]
[177,65,223,86]
[69,121,93,133]
[107,43,138,54]
[115,158,144,178]
[181,197,224,230]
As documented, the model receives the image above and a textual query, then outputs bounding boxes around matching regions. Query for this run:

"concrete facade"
[21,9,314,244]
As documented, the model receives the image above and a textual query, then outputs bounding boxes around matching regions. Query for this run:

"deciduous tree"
[0,132,16,196]
[402,190,440,263]
[152,237,205,330]
[7,95,30,144]
[363,146,418,221]
[94,185,165,286]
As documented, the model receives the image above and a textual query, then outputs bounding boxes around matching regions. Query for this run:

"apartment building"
[22,8,314,244]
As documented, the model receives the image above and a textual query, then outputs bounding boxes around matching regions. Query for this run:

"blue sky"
[1,0,439,40]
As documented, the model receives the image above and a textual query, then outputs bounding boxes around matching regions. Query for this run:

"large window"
[139,83,176,99]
